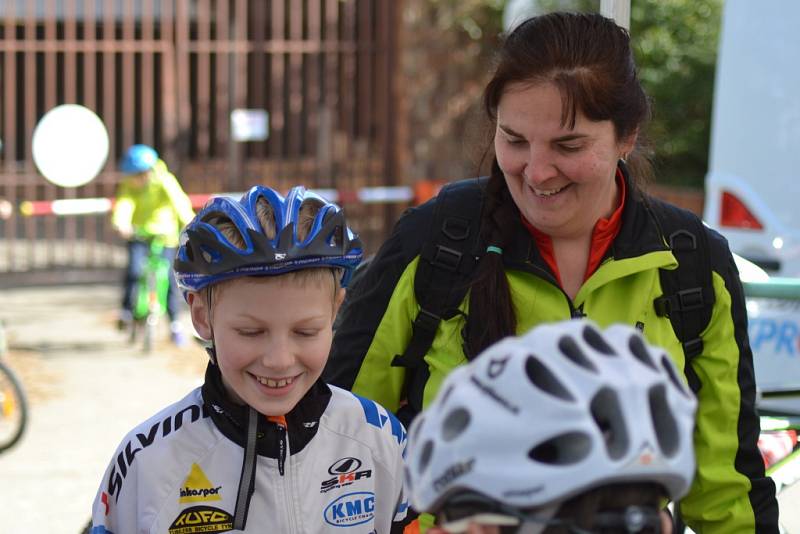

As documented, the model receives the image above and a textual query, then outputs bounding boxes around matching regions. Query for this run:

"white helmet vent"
[442,407,471,442]
[648,384,680,457]
[557,336,598,372]
[528,431,592,465]
[438,384,456,408]
[582,325,617,355]
[628,334,657,371]
[659,354,690,397]
[418,440,434,474]
[525,355,574,402]
[590,387,630,460]
[410,414,426,443]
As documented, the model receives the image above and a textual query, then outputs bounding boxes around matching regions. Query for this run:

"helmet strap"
[206,285,218,365]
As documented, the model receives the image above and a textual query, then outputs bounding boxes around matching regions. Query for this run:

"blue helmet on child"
[120,144,159,174]
[174,185,363,296]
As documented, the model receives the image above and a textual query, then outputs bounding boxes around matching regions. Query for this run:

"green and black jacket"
[325,175,778,533]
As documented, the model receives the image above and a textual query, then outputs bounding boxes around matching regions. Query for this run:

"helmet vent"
[582,325,617,355]
[410,415,426,444]
[201,212,246,250]
[441,407,471,442]
[418,440,434,474]
[660,354,689,397]
[254,196,278,239]
[590,387,629,460]
[557,336,598,372]
[439,384,455,407]
[649,384,680,457]
[525,355,575,402]
[628,335,657,370]
[199,245,221,264]
[298,198,325,242]
[528,431,592,465]
[327,225,344,248]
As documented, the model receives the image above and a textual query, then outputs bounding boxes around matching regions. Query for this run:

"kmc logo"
[323,491,376,527]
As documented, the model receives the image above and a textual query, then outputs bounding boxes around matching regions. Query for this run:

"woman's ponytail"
[465,161,518,358]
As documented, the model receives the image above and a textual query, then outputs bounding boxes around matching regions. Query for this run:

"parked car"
[704,0,800,278]
[735,253,800,416]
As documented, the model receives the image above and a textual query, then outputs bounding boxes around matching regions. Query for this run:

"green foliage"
[404,0,723,189]
[631,0,723,187]
[534,0,724,187]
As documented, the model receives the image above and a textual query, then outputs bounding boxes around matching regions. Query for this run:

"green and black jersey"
[325,177,778,533]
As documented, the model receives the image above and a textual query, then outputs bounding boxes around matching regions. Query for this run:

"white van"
[704,0,800,277]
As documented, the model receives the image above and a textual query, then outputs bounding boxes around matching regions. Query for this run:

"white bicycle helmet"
[405,320,697,520]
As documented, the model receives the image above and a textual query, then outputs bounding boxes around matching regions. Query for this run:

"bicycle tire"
[0,359,28,453]
[143,315,157,354]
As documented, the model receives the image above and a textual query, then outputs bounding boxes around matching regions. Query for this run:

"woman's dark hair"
[465,12,651,358]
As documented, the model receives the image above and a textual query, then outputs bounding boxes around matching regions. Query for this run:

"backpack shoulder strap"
[390,178,486,422]
[648,198,715,393]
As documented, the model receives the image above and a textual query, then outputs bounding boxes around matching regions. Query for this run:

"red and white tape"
[14,185,425,218]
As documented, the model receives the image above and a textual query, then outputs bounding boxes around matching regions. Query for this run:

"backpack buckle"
[669,230,697,252]
[683,337,704,359]
[431,245,462,271]
[442,216,470,241]
[677,288,705,311]
[413,308,442,333]
[653,287,706,317]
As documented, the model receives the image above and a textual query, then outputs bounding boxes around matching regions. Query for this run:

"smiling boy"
[90,185,409,533]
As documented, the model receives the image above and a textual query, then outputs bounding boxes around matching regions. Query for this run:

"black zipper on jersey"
[276,422,287,476]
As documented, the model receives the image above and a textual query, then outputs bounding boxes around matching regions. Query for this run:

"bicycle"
[0,320,28,453]
[129,235,172,354]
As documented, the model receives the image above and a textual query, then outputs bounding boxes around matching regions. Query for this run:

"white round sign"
[32,104,109,188]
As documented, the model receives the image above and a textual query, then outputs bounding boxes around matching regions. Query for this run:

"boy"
[91,185,409,533]
[405,320,697,534]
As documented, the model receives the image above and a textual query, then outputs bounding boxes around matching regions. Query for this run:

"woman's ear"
[619,128,639,159]
[187,291,212,340]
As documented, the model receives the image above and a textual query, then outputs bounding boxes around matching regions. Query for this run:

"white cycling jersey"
[90,366,408,534]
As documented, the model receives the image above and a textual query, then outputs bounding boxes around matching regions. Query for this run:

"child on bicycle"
[112,144,195,346]
[91,185,410,533]
[405,320,697,534]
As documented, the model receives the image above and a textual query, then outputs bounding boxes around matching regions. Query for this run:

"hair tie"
[486,245,503,255]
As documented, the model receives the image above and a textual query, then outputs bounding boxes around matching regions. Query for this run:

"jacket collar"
[201,362,331,457]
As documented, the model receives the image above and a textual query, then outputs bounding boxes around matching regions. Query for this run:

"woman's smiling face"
[494,81,635,239]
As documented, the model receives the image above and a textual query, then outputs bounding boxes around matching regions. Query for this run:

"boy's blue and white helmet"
[174,185,363,296]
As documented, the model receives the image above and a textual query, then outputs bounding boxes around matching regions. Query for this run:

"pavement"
[0,284,204,533]
[0,283,799,533]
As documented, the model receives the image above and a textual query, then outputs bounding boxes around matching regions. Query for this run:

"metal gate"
[0,0,401,277]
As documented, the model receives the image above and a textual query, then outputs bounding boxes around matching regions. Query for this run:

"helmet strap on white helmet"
[436,492,662,534]
[591,505,662,533]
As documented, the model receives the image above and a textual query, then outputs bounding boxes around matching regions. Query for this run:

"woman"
[325,12,777,532]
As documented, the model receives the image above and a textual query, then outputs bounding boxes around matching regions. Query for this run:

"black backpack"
[390,178,713,422]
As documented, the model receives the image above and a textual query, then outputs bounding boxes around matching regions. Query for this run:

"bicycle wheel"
[143,314,158,354]
[0,359,28,453]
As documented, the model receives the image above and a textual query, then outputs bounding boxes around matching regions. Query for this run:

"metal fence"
[0,0,401,275]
